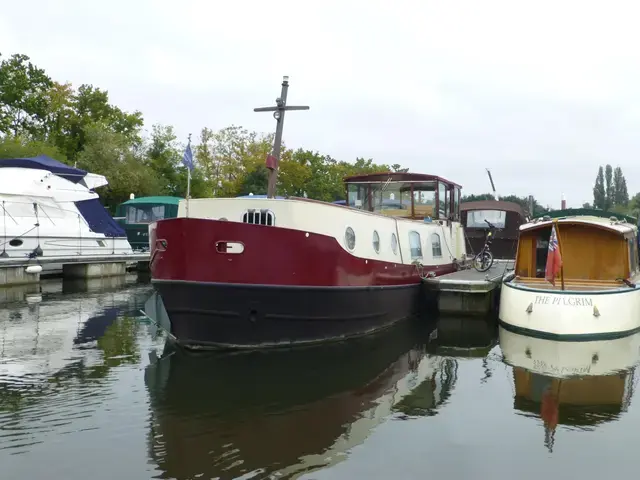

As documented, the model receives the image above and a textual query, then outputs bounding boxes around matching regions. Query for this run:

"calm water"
[1,276,640,480]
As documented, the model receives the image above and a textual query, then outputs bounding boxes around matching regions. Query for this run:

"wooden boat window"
[242,209,275,226]
[452,187,461,221]
[412,182,436,219]
[372,183,412,217]
[437,182,448,219]
[347,183,368,209]
[409,231,422,260]
[628,237,638,274]
[431,233,442,258]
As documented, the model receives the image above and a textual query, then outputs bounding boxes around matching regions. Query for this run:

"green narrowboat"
[115,196,183,251]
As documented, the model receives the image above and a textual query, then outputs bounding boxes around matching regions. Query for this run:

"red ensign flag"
[545,224,563,285]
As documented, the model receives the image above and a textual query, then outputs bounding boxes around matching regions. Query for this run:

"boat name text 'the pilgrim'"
[533,295,593,307]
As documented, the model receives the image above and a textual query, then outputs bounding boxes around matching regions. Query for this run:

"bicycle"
[472,219,497,272]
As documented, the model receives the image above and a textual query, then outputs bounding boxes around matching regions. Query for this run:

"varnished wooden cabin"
[513,210,639,290]
[461,200,526,260]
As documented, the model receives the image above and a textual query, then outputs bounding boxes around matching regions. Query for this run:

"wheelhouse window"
[413,182,436,219]
[431,233,442,257]
[466,210,506,229]
[438,182,448,219]
[371,183,412,217]
[126,205,166,224]
[453,187,461,221]
[347,183,368,209]
[409,231,422,260]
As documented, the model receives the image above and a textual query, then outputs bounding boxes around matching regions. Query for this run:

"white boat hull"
[499,280,640,340]
[1,234,133,259]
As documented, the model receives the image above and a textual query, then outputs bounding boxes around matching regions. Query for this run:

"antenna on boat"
[254,76,310,198]
[486,169,498,200]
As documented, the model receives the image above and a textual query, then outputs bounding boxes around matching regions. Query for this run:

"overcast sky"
[2,0,639,207]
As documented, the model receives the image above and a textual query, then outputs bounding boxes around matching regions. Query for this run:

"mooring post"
[254,76,310,198]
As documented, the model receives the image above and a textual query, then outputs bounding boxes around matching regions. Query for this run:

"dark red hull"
[150,217,455,349]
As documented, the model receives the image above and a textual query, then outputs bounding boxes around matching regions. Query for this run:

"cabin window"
[371,183,412,217]
[372,230,380,253]
[126,205,166,224]
[345,227,356,250]
[243,209,275,226]
[438,183,447,219]
[628,238,638,274]
[391,233,398,254]
[413,182,436,219]
[466,210,506,229]
[453,187,461,221]
[409,231,422,259]
[347,183,368,209]
[2,200,35,218]
[431,233,442,258]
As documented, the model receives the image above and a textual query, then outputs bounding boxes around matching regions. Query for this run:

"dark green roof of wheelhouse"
[119,196,183,206]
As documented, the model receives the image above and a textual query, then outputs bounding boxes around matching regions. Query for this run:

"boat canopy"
[0,155,88,183]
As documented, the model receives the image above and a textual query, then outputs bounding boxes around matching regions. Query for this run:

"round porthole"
[345,227,356,251]
[372,230,380,253]
[391,233,398,254]
[9,239,23,247]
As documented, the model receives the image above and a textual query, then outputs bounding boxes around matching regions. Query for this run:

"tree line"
[4,52,637,220]
[0,52,403,212]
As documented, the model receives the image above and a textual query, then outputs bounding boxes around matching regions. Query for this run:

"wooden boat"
[460,200,526,261]
[149,172,468,350]
[499,327,640,450]
[499,209,640,340]
[114,196,183,251]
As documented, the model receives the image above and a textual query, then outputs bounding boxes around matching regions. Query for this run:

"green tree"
[144,124,208,198]
[604,164,613,210]
[593,166,605,209]
[613,166,629,207]
[0,135,66,161]
[461,193,496,202]
[53,84,144,161]
[0,53,53,138]
[76,123,162,212]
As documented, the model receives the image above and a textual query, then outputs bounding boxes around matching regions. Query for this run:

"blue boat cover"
[74,307,119,344]
[75,198,126,237]
[0,155,87,183]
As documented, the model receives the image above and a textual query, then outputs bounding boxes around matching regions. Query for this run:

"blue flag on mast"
[182,142,194,171]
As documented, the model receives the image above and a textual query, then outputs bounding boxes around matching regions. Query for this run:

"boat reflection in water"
[499,327,640,451]
[143,305,460,480]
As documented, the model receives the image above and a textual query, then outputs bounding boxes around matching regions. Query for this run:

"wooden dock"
[0,253,150,287]
[422,262,513,315]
